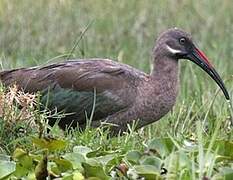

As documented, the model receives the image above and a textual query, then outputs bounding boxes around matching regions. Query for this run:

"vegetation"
[0,0,233,179]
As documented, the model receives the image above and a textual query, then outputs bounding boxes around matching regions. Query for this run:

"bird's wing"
[0,59,146,126]
[0,59,144,91]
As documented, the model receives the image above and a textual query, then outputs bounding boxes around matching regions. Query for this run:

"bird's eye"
[179,37,186,45]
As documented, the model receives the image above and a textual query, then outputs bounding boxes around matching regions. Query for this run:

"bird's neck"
[150,55,179,94]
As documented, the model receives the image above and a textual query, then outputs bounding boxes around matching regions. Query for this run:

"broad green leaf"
[0,154,11,161]
[27,172,36,180]
[86,158,100,167]
[97,153,124,173]
[63,152,85,170]
[32,137,67,151]
[125,150,142,164]
[86,178,102,180]
[140,156,162,169]
[86,148,118,158]
[48,162,60,175]
[0,160,16,179]
[14,163,31,177]
[213,140,233,159]
[51,157,73,173]
[73,170,85,180]
[133,165,161,179]
[148,138,174,157]
[86,147,102,158]
[73,146,92,157]
[82,162,110,180]
[164,150,191,175]
[13,148,27,159]
[95,154,116,166]
[61,172,73,180]
[177,151,192,169]
[12,149,34,177]
[214,167,233,180]
[61,171,84,180]
[14,152,33,170]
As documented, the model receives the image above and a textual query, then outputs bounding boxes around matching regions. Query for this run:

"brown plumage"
[0,28,229,134]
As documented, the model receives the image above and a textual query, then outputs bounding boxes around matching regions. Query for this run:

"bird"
[0,28,230,134]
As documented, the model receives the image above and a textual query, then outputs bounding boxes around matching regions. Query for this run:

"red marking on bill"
[195,48,213,68]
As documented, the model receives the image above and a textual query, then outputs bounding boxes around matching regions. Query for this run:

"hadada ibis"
[0,28,230,134]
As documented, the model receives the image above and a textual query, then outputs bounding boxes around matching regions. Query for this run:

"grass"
[0,0,233,179]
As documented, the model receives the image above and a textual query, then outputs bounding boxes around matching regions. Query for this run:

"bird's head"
[154,28,230,100]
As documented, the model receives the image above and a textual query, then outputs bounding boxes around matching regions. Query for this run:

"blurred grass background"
[0,0,232,137]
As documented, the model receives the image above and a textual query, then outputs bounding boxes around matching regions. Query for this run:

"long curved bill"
[186,47,230,100]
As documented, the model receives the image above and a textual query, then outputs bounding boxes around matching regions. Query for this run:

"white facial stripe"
[166,45,182,54]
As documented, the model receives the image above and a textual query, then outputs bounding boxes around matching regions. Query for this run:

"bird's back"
[0,59,146,130]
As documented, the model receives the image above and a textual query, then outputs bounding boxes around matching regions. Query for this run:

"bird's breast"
[134,80,178,127]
